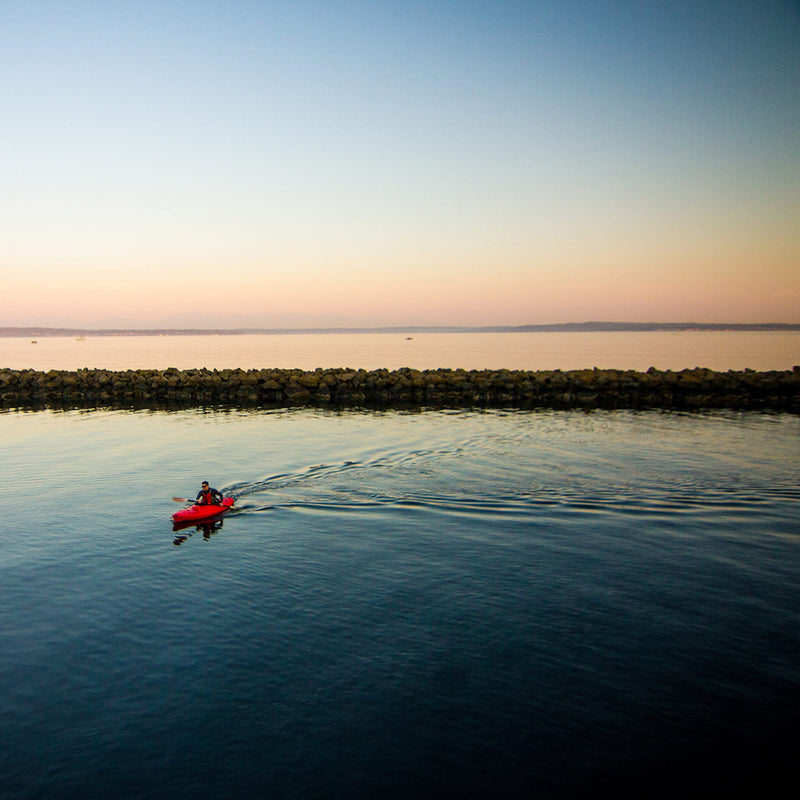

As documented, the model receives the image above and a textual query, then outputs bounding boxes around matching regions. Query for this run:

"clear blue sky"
[2,0,799,327]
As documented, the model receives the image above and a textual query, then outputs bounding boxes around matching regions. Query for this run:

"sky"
[2,0,799,328]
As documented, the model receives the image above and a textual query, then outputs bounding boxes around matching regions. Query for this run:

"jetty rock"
[0,366,798,412]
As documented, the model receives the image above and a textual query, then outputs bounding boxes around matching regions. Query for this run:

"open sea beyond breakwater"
[1,407,799,798]
[2,330,799,372]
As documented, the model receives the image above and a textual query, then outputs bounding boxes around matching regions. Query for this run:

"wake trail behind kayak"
[217,440,487,515]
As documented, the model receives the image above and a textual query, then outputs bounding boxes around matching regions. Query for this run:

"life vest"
[199,489,217,505]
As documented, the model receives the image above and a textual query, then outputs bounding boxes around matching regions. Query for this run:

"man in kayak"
[195,481,224,505]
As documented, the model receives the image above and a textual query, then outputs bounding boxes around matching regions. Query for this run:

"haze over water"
[3,330,799,372]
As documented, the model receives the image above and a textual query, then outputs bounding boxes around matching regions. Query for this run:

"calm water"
[1,407,798,798]
[3,330,799,371]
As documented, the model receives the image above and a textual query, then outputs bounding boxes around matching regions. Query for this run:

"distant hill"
[2,322,799,337]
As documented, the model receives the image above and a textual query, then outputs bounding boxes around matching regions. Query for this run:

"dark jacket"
[196,487,224,505]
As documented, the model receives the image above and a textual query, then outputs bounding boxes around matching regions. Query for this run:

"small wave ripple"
[219,437,799,532]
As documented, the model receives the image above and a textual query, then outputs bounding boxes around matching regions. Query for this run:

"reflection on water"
[0,408,798,798]
[172,518,226,544]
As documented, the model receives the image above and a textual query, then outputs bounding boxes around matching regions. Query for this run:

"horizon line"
[3,322,800,337]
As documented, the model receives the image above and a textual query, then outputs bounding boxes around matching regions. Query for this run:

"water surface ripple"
[0,408,798,798]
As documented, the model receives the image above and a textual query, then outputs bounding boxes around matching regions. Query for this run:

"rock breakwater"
[1,366,799,412]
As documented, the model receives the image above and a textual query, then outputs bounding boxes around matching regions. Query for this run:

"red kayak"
[172,497,235,523]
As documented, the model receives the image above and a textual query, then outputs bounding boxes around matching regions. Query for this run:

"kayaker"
[195,481,224,505]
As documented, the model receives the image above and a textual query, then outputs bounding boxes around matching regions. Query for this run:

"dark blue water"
[1,409,798,798]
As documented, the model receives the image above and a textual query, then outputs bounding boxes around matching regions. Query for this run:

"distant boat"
[31,340,37,344]
[76,336,86,341]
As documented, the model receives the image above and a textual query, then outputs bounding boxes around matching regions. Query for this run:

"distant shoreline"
[2,323,800,337]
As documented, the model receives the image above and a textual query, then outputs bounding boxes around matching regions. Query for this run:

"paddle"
[172,495,230,506]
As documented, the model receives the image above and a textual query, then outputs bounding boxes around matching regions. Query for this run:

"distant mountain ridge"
[2,322,799,337]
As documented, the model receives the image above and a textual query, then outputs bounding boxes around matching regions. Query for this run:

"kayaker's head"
[201,481,210,492]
